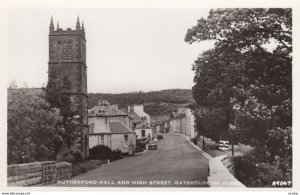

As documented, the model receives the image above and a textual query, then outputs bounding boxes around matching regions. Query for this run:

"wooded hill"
[88,89,194,119]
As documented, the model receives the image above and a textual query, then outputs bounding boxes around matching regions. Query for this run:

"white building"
[134,123,153,139]
[88,100,136,153]
[132,105,151,125]
[170,108,195,139]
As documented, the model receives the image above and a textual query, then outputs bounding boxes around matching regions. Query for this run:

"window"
[101,135,104,145]
[124,135,128,146]
[57,41,62,61]
[67,41,72,60]
[141,130,145,137]
[63,41,67,61]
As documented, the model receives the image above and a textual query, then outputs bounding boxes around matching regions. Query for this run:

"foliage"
[186,8,291,153]
[88,145,123,161]
[135,140,146,153]
[7,87,63,164]
[88,89,194,116]
[45,71,82,153]
[191,138,198,145]
[72,160,100,176]
[186,8,292,186]
[110,150,123,161]
[57,148,84,164]
[231,148,292,187]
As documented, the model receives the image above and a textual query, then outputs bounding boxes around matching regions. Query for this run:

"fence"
[218,140,229,151]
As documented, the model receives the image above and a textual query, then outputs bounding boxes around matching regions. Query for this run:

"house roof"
[171,113,185,121]
[88,105,129,117]
[120,108,142,123]
[109,121,134,134]
[135,122,152,129]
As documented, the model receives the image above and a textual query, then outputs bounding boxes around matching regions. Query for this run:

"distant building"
[120,106,143,129]
[88,100,136,153]
[160,120,170,133]
[170,108,195,139]
[155,124,160,134]
[120,105,151,128]
[134,123,153,139]
[132,105,151,125]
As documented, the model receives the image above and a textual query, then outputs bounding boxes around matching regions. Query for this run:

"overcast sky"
[8,8,214,93]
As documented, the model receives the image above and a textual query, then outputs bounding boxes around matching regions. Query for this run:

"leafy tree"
[45,71,83,160]
[186,8,292,159]
[7,87,63,164]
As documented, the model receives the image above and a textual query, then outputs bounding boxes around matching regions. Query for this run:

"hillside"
[88,89,194,123]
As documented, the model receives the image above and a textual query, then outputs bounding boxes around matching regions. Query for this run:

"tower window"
[63,41,67,61]
[57,41,62,61]
[67,41,72,60]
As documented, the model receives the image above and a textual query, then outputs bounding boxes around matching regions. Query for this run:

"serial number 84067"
[272,181,292,186]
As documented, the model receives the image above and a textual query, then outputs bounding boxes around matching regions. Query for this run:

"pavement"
[51,133,209,187]
[173,133,246,188]
[208,155,246,188]
[173,133,212,160]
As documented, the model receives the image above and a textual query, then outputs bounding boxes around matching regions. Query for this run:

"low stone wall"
[8,161,72,187]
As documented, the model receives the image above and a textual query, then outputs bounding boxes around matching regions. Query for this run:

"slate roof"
[88,105,128,117]
[135,122,152,129]
[120,108,142,123]
[171,113,185,121]
[109,121,134,134]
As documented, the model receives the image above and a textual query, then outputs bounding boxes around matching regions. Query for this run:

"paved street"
[52,133,209,187]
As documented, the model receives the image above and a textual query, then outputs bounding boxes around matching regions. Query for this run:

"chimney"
[113,104,118,110]
[128,106,131,113]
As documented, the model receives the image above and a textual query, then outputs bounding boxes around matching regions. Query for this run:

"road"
[52,133,209,187]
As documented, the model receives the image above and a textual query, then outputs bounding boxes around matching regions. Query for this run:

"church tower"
[48,16,89,158]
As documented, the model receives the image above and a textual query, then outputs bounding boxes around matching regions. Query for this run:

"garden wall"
[7,161,72,186]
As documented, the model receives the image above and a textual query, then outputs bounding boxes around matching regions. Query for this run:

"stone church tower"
[48,16,89,158]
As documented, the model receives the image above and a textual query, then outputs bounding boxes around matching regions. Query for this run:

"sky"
[8,8,215,93]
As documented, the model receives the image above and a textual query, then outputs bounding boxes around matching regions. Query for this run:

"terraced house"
[170,108,195,139]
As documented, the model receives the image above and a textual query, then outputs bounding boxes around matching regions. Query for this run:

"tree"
[185,8,292,159]
[45,71,83,159]
[7,87,63,164]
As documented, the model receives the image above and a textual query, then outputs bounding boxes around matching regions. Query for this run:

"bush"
[135,140,146,153]
[58,149,84,164]
[157,134,163,139]
[110,150,123,161]
[191,138,198,145]
[72,160,100,176]
[59,150,75,163]
[73,150,84,163]
[89,145,112,160]
[89,145,123,161]
[230,149,292,187]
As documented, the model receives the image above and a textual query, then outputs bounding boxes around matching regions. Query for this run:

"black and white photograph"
[1,0,298,192]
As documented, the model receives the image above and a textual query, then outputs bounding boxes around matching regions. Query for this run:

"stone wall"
[7,161,72,187]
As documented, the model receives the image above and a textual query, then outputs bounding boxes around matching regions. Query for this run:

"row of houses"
[151,107,196,139]
[169,107,196,139]
[88,100,153,154]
